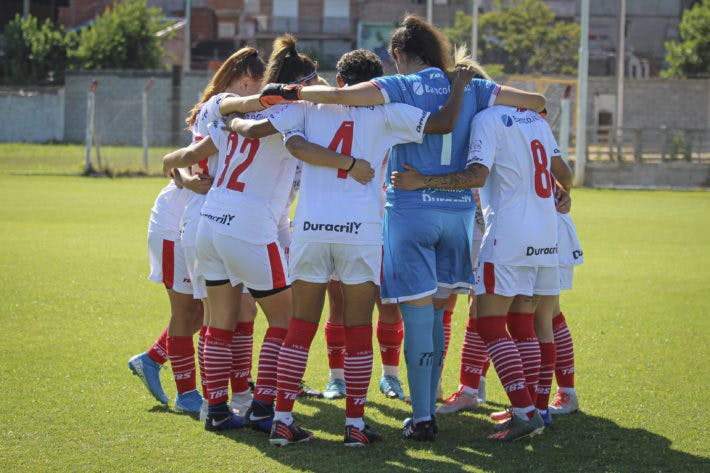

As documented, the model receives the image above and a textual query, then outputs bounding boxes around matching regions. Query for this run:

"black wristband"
[345,157,356,173]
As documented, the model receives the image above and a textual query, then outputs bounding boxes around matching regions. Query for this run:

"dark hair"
[186,47,264,127]
[388,14,452,72]
[336,49,384,85]
[263,34,317,84]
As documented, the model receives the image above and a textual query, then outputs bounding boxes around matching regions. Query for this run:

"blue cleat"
[128,352,168,404]
[539,409,553,427]
[322,379,346,400]
[244,399,274,433]
[379,375,405,400]
[175,389,204,413]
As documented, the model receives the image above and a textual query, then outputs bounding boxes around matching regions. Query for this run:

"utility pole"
[615,0,626,159]
[183,0,192,73]
[427,0,433,24]
[575,0,590,185]
[471,0,479,58]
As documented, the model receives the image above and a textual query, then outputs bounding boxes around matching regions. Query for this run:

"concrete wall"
[0,87,65,142]
[584,161,710,188]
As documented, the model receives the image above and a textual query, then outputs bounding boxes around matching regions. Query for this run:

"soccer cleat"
[204,410,244,432]
[402,418,435,441]
[128,352,168,404]
[297,380,323,398]
[539,409,553,427]
[269,420,314,446]
[548,391,579,414]
[436,386,480,414]
[490,409,512,422]
[487,410,545,441]
[431,415,439,435]
[344,425,382,447]
[230,390,253,416]
[174,389,204,413]
[243,399,274,433]
[478,377,487,404]
[379,375,405,400]
[322,379,346,400]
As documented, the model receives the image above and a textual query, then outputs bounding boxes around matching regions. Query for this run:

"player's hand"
[259,83,303,107]
[162,157,175,177]
[170,169,182,187]
[221,114,243,133]
[348,158,375,185]
[451,65,477,86]
[391,163,425,190]
[182,173,214,195]
[555,187,571,213]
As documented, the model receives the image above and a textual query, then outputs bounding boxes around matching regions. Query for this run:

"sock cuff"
[205,326,234,342]
[265,326,289,340]
[476,315,508,340]
[167,335,195,354]
[466,316,477,331]
[345,324,373,351]
[235,321,254,335]
[442,309,453,324]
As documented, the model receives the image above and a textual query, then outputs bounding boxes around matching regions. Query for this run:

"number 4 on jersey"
[328,121,354,179]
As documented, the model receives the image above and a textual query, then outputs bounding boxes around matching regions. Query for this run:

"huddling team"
[127,14,584,445]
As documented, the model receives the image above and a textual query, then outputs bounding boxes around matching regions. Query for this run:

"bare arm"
[551,155,573,191]
[177,168,214,195]
[225,117,278,139]
[494,85,546,112]
[285,135,375,185]
[162,136,218,176]
[390,163,489,191]
[296,81,385,106]
[219,95,264,115]
[423,66,477,134]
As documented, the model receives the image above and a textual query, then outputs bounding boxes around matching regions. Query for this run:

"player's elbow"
[531,94,546,112]
[468,164,489,188]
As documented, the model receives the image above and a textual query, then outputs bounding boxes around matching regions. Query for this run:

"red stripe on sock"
[535,342,557,410]
[231,321,254,393]
[376,319,403,367]
[146,326,169,364]
[442,310,453,362]
[275,319,318,412]
[553,312,575,388]
[167,335,196,394]
[507,312,541,399]
[198,325,207,396]
[459,317,488,389]
[253,326,288,403]
[204,326,234,406]
[345,324,373,420]
[325,322,346,370]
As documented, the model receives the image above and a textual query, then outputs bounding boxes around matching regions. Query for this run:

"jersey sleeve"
[267,103,307,142]
[471,78,501,112]
[382,103,430,145]
[206,120,226,151]
[371,74,407,105]
[467,111,498,170]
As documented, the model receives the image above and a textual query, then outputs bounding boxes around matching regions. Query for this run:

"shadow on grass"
[207,396,709,473]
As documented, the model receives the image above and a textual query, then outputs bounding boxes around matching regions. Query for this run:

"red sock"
[197,325,207,396]
[507,312,541,400]
[204,327,233,406]
[477,316,532,410]
[230,322,253,393]
[535,342,557,410]
[442,310,453,364]
[146,326,169,364]
[253,326,288,404]
[325,321,346,371]
[553,312,575,388]
[167,335,197,394]
[344,324,373,420]
[377,319,403,368]
[275,319,318,413]
[459,317,487,390]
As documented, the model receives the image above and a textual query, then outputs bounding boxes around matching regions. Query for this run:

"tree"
[444,0,579,75]
[662,0,710,78]
[3,14,67,85]
[68,0,165,70]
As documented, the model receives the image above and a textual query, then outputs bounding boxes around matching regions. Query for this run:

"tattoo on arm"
[420,164,488,190]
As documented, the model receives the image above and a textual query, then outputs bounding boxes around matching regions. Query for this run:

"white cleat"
[436,386,480,414]
[548,390,579,414]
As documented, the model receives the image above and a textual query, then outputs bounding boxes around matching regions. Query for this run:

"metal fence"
[585,126,710,163]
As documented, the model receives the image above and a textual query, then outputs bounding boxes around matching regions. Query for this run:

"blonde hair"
[263,34,317,85]
[185,47,265,127]
[453,45,492,80]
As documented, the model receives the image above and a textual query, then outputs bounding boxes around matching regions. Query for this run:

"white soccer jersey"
[469,106,559,267]
[269,101,429,244]
[180,93,233,247]
[557,212,584,266]
[200,104,298,244]
[148,181,189,239]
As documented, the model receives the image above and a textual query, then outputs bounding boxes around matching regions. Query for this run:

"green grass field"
[0,144,708,472]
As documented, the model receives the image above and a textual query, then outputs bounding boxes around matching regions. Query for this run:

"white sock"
[558,387,576,395]
[382,365,398,377]
[345,417,365,430]
[273,411,293,426]
[330,368,345,381]
[460,384,478,397]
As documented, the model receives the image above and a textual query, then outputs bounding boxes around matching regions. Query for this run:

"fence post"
[559,85,572,163]
[84,80,98,174]
[142,78,155,172]
[633,128,642,162]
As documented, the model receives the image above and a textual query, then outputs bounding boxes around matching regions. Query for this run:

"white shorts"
[147,232,193,295]
[559,265,575,291]
[289,241,380,286]
[475,261,560,297]
[183,245,207,300]
[195,219,290,291]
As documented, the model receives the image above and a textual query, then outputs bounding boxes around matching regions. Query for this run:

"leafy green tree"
[662,0,710,78]
[68,0,165,70]
[444,0,579,75]
[3,14,67,84]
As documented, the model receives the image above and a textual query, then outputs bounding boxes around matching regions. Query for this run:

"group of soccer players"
[127,13,583,445]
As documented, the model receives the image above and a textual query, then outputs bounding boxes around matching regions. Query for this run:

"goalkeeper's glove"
[259,83,303,107]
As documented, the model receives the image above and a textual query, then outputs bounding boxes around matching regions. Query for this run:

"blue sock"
[401,303,434,422]
[431,307,445,416]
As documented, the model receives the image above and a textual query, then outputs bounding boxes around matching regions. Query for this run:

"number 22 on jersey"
[216,132,260,192]
[328,121,354,179]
